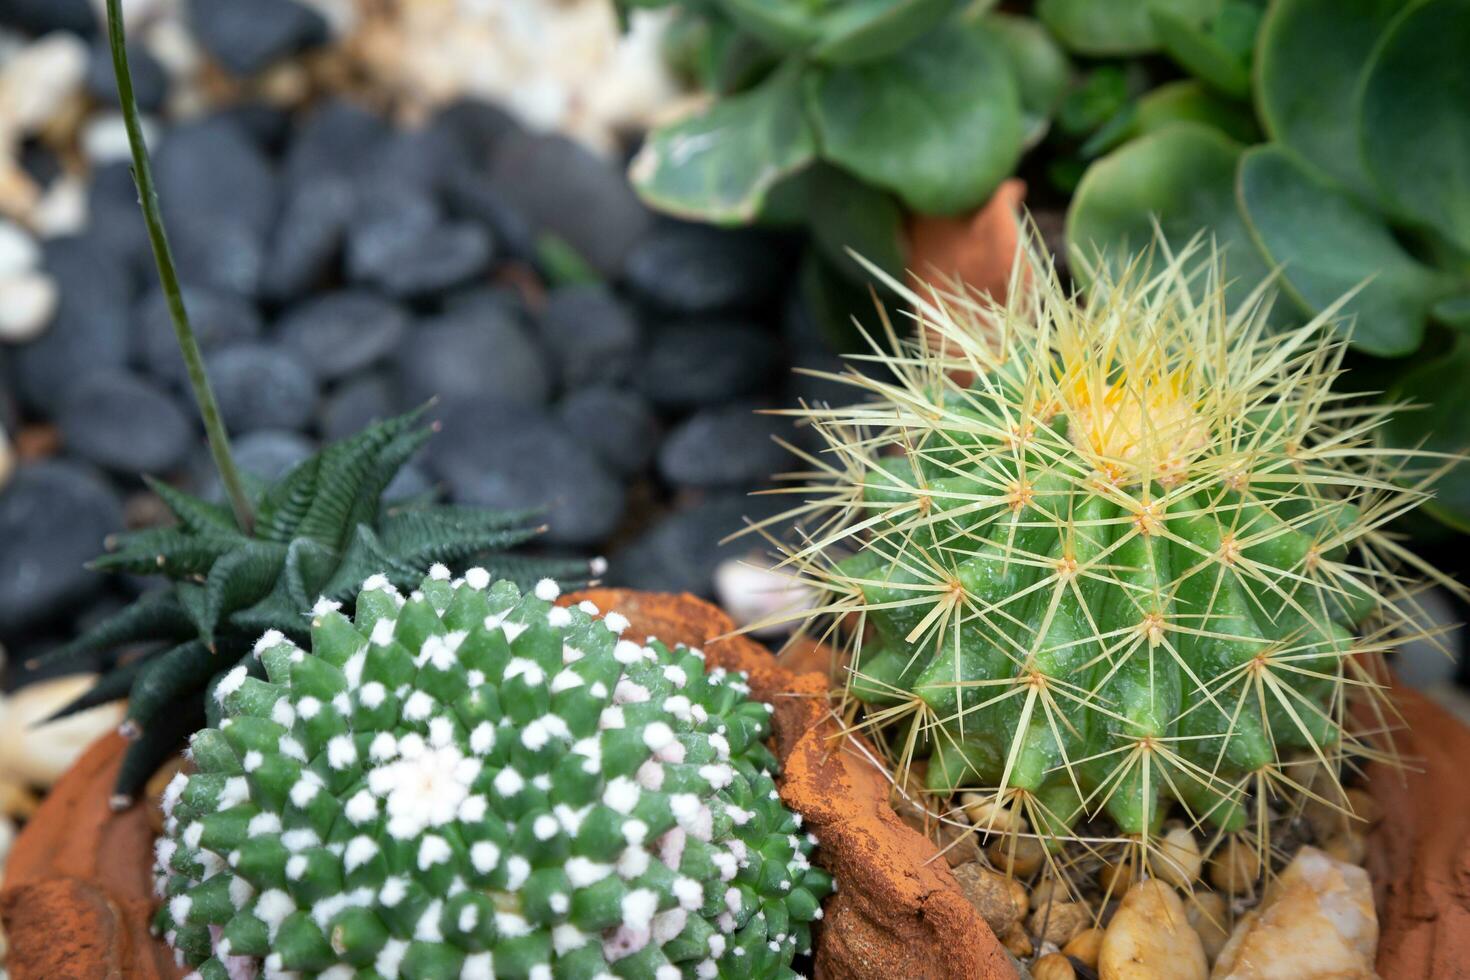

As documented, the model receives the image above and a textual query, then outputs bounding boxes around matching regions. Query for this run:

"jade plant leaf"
[715,0,826,51]
[1037,0,1220,55]
[1386,337,1470,530]
[1135,80,1259,145]
[1255,0,1404,199]
[1238,144,1446,356]
[983,11,1071,148]
[808,165,908,283]
[1067,122,1270,310]
[1149,0,1258,98]
[811,0,962,63]
[1359,0,1470,254]
[629,61,816,224]
[804,25,1021,214]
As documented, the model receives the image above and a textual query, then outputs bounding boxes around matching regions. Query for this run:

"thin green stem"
[106,0,254,534]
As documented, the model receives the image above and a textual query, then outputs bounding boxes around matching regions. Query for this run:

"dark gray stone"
[134,285,263,386]
[430,98,521,164]
[285,99,392,183]
[85,39,166,113]
[188,0,328,76]
[557,386,659,478]
[623,222,791,314]
[0,0,95,35]
[359,124,471,194]
[608,493,784,597]
[260,175,355,302]
[217,102,292,154]
[276,290,408,381]
[14,236,133,414]
[59,369,194,475]
[319,373,397,441]
[443,168,536,261]
[426,398,624,547]
[195,429,316,502]
[85,161,152,282]
[658,404,789,488]
[351,220,492,299]
[397,311,550,408]
[539,284,640,388]
[205,344,318,434]
[636,321,779,410]
[488,131,652,276]
[0,460,122,635]
[385,462,434,501]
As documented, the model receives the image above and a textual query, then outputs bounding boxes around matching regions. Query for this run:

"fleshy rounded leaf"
[1135,80,1259,146]
[1386,338,1470,530]
[1255,0,1404,198]
[811,0,962,64]
[1150,1,1256,97]
[714,0,825,51]
[1359,0,1470,253]
[1067,122,1271,311]
[629,62,817,224]
[804,25,1022,214]
[1238,143,1445,356]
[983,11,1071,147]
[1037,0,1220,55]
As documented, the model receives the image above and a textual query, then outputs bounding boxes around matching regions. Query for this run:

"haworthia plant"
[33,412,603,803]
[154,571,829,978]
[762,233,1459,872]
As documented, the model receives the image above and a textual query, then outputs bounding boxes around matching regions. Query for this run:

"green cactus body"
[779,239,1451,846]
[153,569,829,979]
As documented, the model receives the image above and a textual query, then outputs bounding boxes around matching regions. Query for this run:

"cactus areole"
[777,238,1457,846]
[153,571,829,979]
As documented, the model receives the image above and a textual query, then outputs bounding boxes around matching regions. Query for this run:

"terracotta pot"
[0,590,1015,980]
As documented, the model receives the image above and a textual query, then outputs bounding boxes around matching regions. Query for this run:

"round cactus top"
[153,568,830,980]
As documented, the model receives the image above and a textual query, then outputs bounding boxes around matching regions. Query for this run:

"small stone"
[204,344,318,435]
[623,222,791,315]
[426,399,623,547]
[1211,847,1376,979]
[1321,830,1366,866]
[934,818,982,867]
[134,284,263,387]
[0,32,88,136]
[999,920,1033,959]
[1099,852,1137,895]
[1208,838,1261,896]
[259,175,355,302]
[0,220,39,277]
[0,460,122,631]
[0,0,95,35]
[658,404,789,488]
[609,492,784,596]
[1156,825,1203,889]
[0,428,13,492]
[284,99,391,183]
[539,284,640,388]
[1344,788,1380,827]
[713,557,814,637]
[30,173,87,238]
[352,219,492,299]
[0,271,57,342]
[488,131,652,277]
[358,124,472,195]
[1064,927,1105,969]
[58,369,194,474]
[319,373,396,442]
[1100,880,1208,980]
[84,38,166,112]
[953,861,1027,935]
[13,235,131,414]
[78,112,156,166]
[442,169,536,261]
[188,0,328,76]
[556,386,658,478]
[637,320,778,410]
[0,674,127,787]
[986,835,1045,878]
[1033,953,1076,980]
[430,97,521,164]
[1187,891,1231,964]
[0,781,38,820]
[156,116,277,239]
[960,792,1028,836]
[398,311,550,409]
[276,289,408,381]
[1030,899,1090,946]
[194,429,315,502]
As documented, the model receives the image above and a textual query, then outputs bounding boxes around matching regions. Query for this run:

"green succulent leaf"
[804,24,1022,214]
[715,0,826,50]
[1067,122,1271,311]
[982,11,1071,147]
[629,60,817,224]
[811,0,961,63]
[1255,0,1404,199]
[1136,80,1259,145]
[1386,337,1470,529]
[1150,0,1258,97]
[1432,293,1470,330]
[1038,0,1221,55]
[808,165,908,284]
[1238,143,1445,356]
[1359,0,1470,254]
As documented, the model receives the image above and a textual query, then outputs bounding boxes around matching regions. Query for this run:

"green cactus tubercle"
[32,410,603,803]
[154,570,830,979]
[777,238,1451,844]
